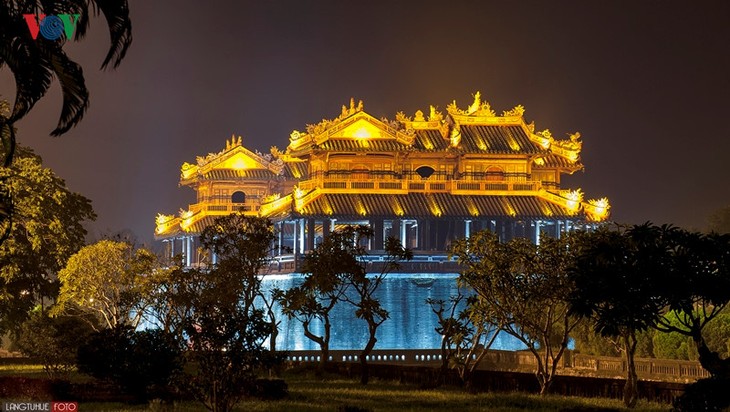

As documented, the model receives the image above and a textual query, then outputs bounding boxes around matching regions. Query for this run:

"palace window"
[416,166,435,179]
[213,189,229,203]
[486,166,504,181]
[232,191,246,204]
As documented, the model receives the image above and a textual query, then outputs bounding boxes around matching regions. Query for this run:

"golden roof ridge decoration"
[502,105,525,117]
[447,91,496,117]
[445,92,528,127]
[301,97,364,137]
[550,132,582,160]
[397,105,444,131]
[584,197,610,222]
[180,135,285,180]
[288,105,416,154]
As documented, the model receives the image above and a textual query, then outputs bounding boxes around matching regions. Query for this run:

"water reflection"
[262,273,526,351]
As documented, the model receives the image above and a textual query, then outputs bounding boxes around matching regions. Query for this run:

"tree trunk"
[269,321,277,352]
[693,330,730,377]
[438,336,449,386]
[303,319,329,372]
[622,331,639,409]
[360,323,378,385]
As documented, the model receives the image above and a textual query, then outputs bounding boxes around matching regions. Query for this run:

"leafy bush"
[77,327,182,402]
[16,311,95,378]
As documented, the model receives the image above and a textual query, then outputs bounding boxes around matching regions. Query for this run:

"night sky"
[1,0,729,244]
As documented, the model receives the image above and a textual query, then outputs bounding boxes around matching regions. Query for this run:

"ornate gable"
[286,99,414,155]
[180,135,284,183]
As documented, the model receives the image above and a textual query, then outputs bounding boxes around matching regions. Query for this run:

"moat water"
[261,273,526,351]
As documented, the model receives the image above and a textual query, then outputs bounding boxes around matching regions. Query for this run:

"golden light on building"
[353,126,372,139]
[220,153,259,170]
[155,213,174,235]
[427,195,442,217]
[180,210,194,231]
[347,119,379,139]
[503,199,517,217]
[392,198,405,217]
[585,197,610,222]
[542,204,554,217]
[154,93,610,250]
[565,189,584,213]
[535,129,552,149]
[466,198,479,217]
[293,186,306,212]
[356,198,368,216]
[180,163,196,179]
[231,158,247,170]
[449,125,461,148]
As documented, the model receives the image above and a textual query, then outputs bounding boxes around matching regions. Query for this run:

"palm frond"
[92,0,132,69]
[41,41,89,136]
[3,38,54,124]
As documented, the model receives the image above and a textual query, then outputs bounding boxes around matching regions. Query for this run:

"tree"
[17,310,96,378]
[53,240,161,330]
[568,224,670,408]
[571,321,654,358]
[0,1,132,242]
[452,230,583,395]
[0,0,132,134]
[199,214,276,311]
[198,213,282,352]
[652,311,700,361]
[427,291,502,389]
[173,214,280,412]
[652,229,730,377]
[338,231,411,385]
[708,206,730,234]
[277,226,411,383]
[276,230,353,371]
[0,145,95,338]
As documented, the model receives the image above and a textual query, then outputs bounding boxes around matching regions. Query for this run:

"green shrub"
[16,311,94,378]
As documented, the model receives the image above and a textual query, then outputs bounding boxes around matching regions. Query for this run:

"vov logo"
[23,14,80,41]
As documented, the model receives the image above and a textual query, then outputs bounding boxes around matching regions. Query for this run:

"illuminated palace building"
[154,93,610,269]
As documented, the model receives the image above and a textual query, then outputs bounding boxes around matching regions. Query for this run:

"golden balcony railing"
[188,201,261,215]
[296,177,544,195]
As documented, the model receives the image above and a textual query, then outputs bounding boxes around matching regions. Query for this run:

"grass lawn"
[0,361,671,411]
[80,373,671,412]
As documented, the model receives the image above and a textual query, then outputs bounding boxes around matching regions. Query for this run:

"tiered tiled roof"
[154,93,609,238]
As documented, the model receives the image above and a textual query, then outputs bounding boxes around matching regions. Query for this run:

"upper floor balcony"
[297,175,552,196]
[187,201,261,216]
